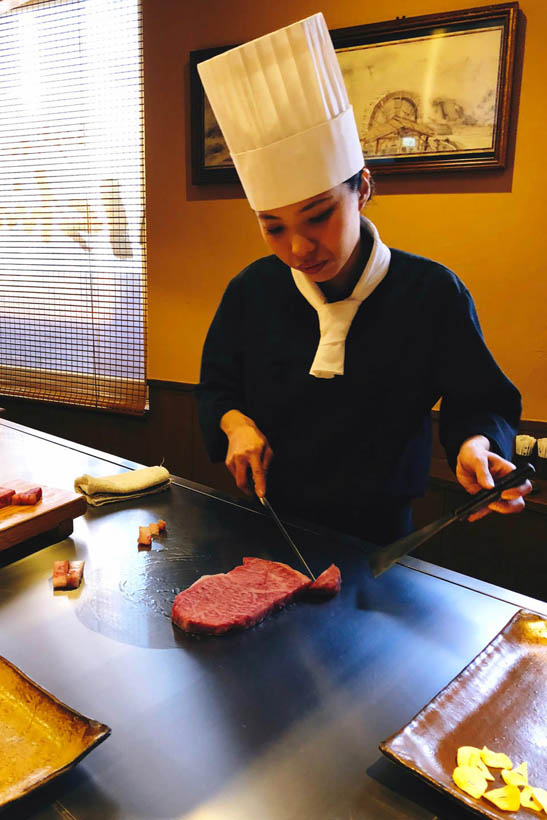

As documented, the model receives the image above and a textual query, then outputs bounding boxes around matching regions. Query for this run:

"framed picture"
[189,44,240,186]
[189,2,519,183]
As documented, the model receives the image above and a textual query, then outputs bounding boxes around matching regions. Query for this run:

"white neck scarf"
[291,217,391,378]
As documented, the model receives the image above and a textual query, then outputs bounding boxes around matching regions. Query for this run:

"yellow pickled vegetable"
[452,765,488,799]
[480,745,513,770]
[521,786,542,811]
[501,761,527,787]
[483,784,521,811]
[456,746,494,780]
[531,787,547,812]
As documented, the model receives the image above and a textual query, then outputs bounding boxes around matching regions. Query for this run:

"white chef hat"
[197,13,364,211]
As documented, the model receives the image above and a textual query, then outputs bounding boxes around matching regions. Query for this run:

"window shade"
[0,0,147,414]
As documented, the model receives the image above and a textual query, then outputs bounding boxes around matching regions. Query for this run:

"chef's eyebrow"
[299,196,332,213]
[258,196,333,221]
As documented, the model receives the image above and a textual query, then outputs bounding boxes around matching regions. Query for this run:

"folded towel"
[74,466,171,507]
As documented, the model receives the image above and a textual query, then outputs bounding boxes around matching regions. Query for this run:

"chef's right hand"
[220,410,273,497]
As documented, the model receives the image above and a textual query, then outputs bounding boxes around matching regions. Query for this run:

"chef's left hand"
[456,435,533,522]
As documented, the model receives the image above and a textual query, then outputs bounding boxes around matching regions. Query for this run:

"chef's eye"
[265,224,284,235]
[308,206,334,224]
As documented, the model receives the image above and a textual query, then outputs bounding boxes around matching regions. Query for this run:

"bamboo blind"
[0,0,147,414]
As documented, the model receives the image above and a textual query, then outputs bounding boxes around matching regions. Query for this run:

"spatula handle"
[454,462,535,521]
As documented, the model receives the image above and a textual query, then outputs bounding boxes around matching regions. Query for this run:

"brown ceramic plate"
[0,656,111,808]
[380,609,547,819]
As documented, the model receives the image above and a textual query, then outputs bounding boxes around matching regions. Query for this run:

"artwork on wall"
[189,2,519,183]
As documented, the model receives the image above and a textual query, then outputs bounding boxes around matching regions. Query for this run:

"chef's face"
[256,170,370,283]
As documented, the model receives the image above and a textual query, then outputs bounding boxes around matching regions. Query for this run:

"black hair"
[344,167,375,200]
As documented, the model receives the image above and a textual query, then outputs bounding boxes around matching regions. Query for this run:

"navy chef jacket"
[196,226,521,541]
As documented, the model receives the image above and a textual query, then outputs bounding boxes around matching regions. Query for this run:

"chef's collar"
[291,217,391,378]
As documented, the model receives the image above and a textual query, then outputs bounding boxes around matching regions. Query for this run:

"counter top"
[0,419,545,820]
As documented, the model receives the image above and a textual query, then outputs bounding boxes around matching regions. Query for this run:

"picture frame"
[189,43,240,186]
[189,2,519,183]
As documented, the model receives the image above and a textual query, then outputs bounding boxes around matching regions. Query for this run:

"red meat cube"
[11,487,42,505]
[305,564,342,599]
[53,559,84,590]
[138,525,152,546]
[66,560,85,589]
[53,560,69,589]
[0,487,15,507]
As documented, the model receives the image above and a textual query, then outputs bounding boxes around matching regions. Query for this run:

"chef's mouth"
[299,261,327,275]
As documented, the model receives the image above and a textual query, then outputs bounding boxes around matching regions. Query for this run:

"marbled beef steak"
[171,557,312,635]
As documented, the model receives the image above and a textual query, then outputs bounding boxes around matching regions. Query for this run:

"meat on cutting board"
[0,487,15,507]
[0,484,43,507]
[172,557,312,635]
[11,487,42,505]
[306,564,341,599]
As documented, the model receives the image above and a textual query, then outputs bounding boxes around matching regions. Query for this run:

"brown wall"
[143,0,546,421]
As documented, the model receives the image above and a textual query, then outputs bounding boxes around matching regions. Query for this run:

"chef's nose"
[291,232,316,258]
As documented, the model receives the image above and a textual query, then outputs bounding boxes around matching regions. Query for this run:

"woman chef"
[195,13,531,545]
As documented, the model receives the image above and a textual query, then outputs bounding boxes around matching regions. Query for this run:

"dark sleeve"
[436,276,521,471]
[195,275,247,462]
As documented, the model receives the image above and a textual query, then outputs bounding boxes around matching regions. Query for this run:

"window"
[0,0,147,413]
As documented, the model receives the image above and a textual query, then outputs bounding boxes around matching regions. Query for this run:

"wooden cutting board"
[0,480,87,551]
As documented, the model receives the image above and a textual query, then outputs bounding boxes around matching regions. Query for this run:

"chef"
[195,13,531,545]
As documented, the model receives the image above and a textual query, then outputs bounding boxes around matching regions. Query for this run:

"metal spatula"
[369,462,536,578]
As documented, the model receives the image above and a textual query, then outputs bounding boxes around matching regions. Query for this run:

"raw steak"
[171,557,312,635]
[306,564,341,599]
[11,486,42,505]
[0,487,15,507]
